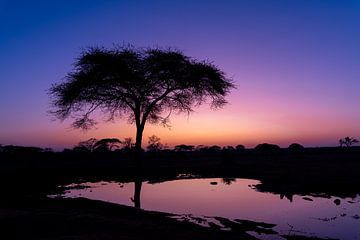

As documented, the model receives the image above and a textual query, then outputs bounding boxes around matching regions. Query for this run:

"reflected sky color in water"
[60,178,360,240]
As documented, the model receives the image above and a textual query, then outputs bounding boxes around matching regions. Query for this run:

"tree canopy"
[49,46,234,151]
[93,138,122,151]
[339,137,359,147]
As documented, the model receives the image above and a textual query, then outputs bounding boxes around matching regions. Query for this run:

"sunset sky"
[1,0,359,150]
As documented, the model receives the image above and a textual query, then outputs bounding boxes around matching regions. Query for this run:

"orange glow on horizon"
[15,99,357,150]
[1,90,359,150]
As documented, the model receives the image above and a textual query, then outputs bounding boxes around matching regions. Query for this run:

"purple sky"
[0,0,359,149]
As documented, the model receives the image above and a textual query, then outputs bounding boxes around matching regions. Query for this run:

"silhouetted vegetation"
[209,145,222,152]
[235,144,245,151]
[288,143,305,153]
[147,135,164,152]
[223,146,235,151]
[174,144,195,152]
[118,137,135,152]
[72,138,122,152]
[339,136,359,147]
[71,137,138,153]
[49,46,234,153]
[2,144,360,239]
[254,143,281,154]
[0,145,45,153]
[72,138,97,152]
[93,138,122,152]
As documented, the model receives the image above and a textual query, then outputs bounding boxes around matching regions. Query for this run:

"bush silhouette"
[174,144,195,152]
[254,143,280,154]
[288,143,305,153]
[235,144,245,151]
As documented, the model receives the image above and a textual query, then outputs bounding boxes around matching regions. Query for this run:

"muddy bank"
[0,197,257,240]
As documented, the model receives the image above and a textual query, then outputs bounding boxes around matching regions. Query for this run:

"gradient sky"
[1,0,359,149]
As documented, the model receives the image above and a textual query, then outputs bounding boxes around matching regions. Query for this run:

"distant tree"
[1,145,43,153]
[49,46,234,154]
[73,138,97,152]
[339,137,359,147]
[288,143,305,153]
[255,143,281,154]
[93,138,122,152]
[195,145,207,151]
[121,137,135,150]
[62,148,72,153]
[235,144,245,151]
[209,145,222,152]
[223,146,235,151]
[174,144,195,151]
[44,148,54,153]
[147,135,163,152]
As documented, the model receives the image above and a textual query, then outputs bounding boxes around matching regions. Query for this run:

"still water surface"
[57,178,360,240]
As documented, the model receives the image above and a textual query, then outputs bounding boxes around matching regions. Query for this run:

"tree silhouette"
[49,46,234,153]
[93,138,122,151]
[288,143,304,153]
[339,137,359,147]
[254,143,280,154]
[174,144,195,151]
[121,137,135,150]
[235,144,245,151]
[73,138,97,152]
[147,135,163,152]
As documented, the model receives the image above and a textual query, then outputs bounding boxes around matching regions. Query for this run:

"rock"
[334,199,341,205]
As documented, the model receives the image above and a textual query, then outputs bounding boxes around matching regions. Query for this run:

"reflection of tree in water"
[222,178,237,185]
[280,193,293,202]
[131,179,142,208]
[130,178,238,208]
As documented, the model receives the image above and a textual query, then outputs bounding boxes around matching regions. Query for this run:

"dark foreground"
[1,197,259,240]
[1,147,359,239]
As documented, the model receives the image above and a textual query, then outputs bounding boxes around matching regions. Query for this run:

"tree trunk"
[134,124,144,168]
[135,125,144,153]
[133,180,142,208]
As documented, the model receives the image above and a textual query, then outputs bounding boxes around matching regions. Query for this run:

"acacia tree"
[339,137,359,147]
[93,138,122,151]
[73,138,97,152]
[49,46,234,153]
